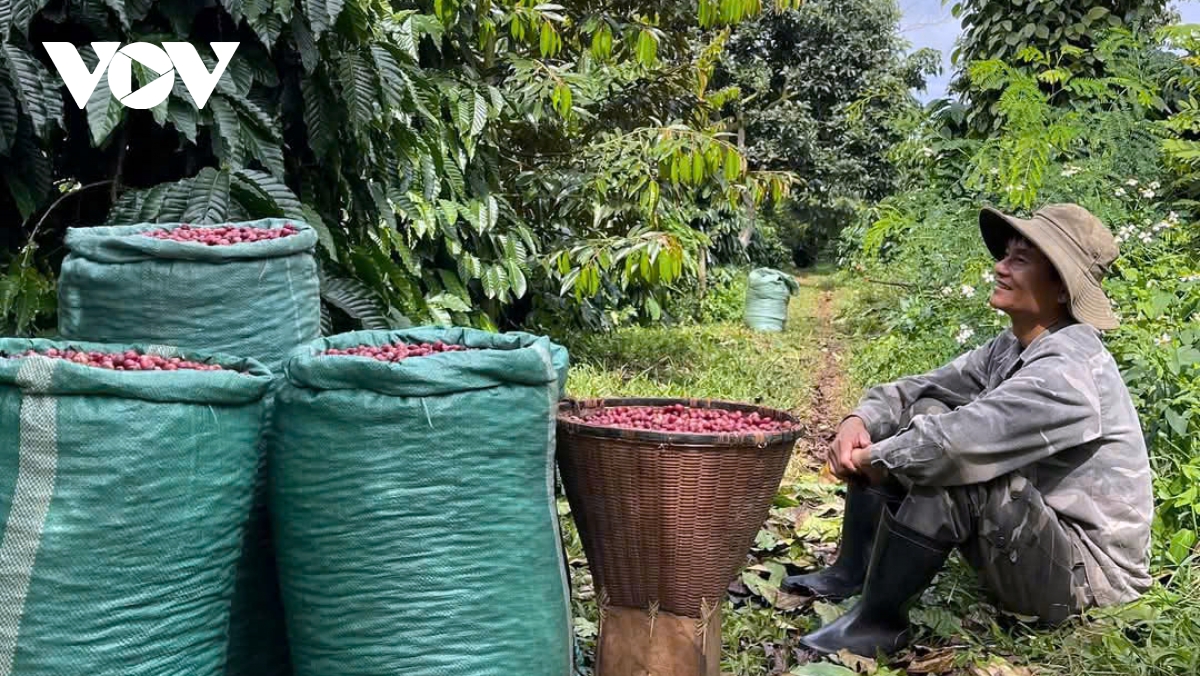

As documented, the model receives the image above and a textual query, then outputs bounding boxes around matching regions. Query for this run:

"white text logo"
[43,42,239,110]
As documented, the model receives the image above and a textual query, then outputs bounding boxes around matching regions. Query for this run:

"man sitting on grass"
[781,204,1153,657]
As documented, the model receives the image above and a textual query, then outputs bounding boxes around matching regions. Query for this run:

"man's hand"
[827,416,873,480]
[851,445,886,485]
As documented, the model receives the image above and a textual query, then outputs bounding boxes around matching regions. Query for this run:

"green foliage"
[994,563,1200,674]
[0,0,798,335]
[1159,24,1200,200]
[948,0,1172,132]
[717,0,939,263]
[662,266,750,325]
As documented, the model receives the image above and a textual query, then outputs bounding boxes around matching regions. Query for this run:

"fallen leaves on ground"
[969,656,1033,676]
[818,464,841,484]
[911,606,965,639]
[905,647,958,673]
[812,599,853,625]
[773,588,812,611]
[832,648,878,673]
[786,664,857,676]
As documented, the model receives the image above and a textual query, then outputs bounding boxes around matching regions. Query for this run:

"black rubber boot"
[781,481,904,600]
[799,506,952,657]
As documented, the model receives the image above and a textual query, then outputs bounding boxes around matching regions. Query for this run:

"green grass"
[562,277,824,414]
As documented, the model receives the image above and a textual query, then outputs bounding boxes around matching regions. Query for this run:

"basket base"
[595,605,721,676]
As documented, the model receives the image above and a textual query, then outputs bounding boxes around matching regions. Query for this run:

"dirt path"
[787,273,852,478]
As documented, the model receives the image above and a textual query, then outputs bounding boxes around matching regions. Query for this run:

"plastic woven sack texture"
[271,327,573,676]
[56,218,320,676]
[0,338,271,676]
[57,218,321,374]
[743,268,799,332]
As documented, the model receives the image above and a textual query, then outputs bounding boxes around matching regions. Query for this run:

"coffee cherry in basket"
[143,223,299,245]
[322,341,473,363]
[568,403,793,434]
[2,348,234,372]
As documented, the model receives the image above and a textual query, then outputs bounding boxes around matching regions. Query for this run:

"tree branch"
[111,126,128,203]
[26,181,115,242]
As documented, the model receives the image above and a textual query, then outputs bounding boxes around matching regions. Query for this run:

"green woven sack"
[744,268,799,332]
[0,339,272,676]
[271,327,573,676]
[57,218,320,676]
[58,218,321,374]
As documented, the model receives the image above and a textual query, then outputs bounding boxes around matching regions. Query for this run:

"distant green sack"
[0,339,271,676]
[744,268,799,332]
[57,218,321,374]
[271,327,573,676]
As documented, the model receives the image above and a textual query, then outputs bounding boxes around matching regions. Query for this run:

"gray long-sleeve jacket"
[854,322,1153,607]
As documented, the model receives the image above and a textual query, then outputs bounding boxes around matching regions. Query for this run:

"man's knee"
[894,481,986,543]
[898,397,952,428]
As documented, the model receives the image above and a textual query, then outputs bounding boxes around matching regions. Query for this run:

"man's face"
[989,236,1068,319]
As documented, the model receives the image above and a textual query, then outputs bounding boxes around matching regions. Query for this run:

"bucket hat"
[979,203,1120,330]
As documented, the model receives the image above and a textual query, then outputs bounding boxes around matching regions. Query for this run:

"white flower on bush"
[1149,181,1161,190]
[961,284,976,298]
[996,308,1007,317]
[1141,189,1156,199]
[941,286,954,297]
[1062,165,1082,177]
[981,271,995,283]
[1115,223,1141,245]
[1168,211,1180,223]
[1115,187,1127,197]
[989,167,1000,176]
[1157,333,1172,346]
[1126,178,1139,186]
[956,325,976,345]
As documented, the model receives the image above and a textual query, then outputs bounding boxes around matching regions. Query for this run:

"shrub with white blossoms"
[956,324,975,345]
[1114,210,1180,246]
[961,284,976,298]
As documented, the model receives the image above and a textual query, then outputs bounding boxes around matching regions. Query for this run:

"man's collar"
[1000,319,1076,379]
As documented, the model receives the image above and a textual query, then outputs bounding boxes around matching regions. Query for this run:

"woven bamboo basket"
[556,397,803,618]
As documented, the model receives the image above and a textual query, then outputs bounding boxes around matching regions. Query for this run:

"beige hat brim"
[979,207,1119,331]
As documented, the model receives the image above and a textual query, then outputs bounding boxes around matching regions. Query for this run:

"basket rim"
[557,396,805,447]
